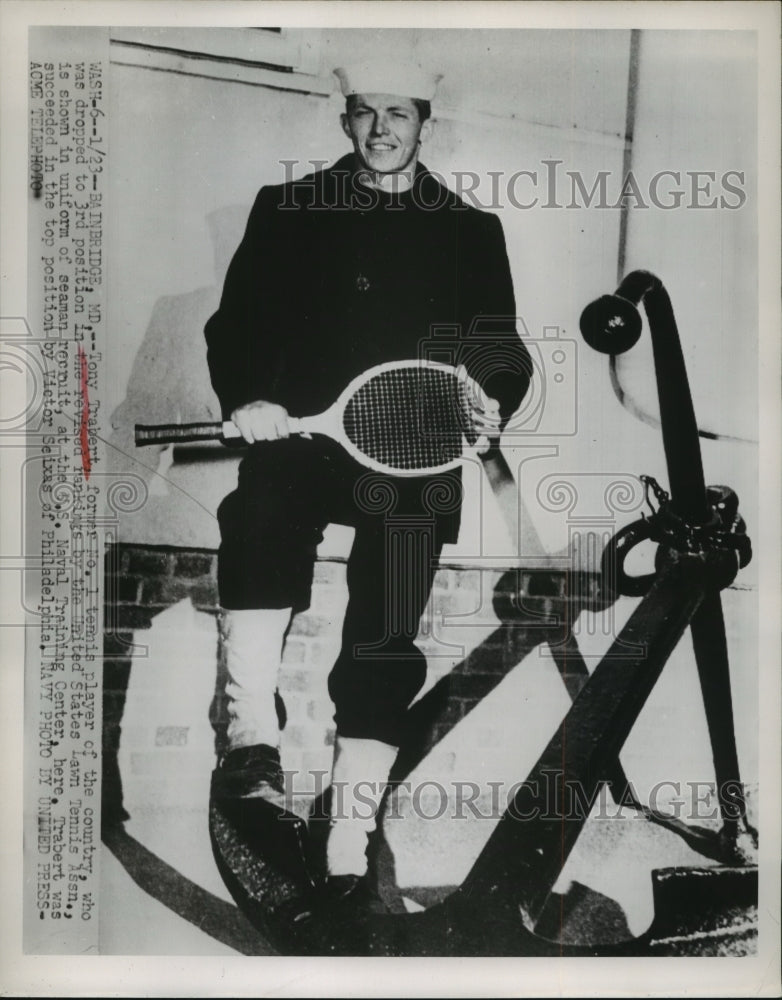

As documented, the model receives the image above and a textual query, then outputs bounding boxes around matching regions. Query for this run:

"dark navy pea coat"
[205,154,532,743]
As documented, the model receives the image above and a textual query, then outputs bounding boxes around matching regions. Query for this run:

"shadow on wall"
[107,205,251,548]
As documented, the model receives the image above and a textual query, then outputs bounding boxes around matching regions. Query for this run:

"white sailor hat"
[333,62,441,102]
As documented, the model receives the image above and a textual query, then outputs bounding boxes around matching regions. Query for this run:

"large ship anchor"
[209,270,757,955]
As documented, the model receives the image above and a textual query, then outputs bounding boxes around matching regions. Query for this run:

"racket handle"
[135,420,241,445]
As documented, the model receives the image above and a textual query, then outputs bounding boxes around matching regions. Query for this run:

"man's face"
[341,94,433,175]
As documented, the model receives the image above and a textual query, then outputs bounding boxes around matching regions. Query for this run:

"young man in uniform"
[205,62,531,906]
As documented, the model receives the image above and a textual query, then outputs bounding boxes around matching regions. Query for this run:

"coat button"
[356,274,371,292]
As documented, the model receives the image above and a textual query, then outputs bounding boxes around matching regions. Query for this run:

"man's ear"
[419,117,434,146]
[340,113,352,141]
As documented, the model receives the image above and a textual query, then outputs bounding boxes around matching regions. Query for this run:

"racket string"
[342,367,477,472]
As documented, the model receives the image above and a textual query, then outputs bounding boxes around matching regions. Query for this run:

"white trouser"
[327,736,398,877]
[221,608,292,751]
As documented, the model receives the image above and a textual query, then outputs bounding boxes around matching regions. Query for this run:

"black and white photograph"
[1,1,780,995]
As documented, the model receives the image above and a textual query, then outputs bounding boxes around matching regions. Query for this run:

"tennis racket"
[135,358,555,562]
[135,360,499,477]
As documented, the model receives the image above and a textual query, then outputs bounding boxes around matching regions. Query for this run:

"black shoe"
[212,743,287,807]
[211,744,317,889]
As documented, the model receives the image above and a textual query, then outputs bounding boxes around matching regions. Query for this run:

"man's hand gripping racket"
[135,359,536,555]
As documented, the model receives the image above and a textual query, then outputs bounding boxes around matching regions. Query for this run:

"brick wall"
[101,542,757,840]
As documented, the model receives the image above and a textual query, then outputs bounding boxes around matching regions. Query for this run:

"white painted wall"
[107,27,629,556]
[621,30,758,585]
[106,28,756,579]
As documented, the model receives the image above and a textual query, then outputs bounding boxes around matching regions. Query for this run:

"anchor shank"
[642,282,709,525]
